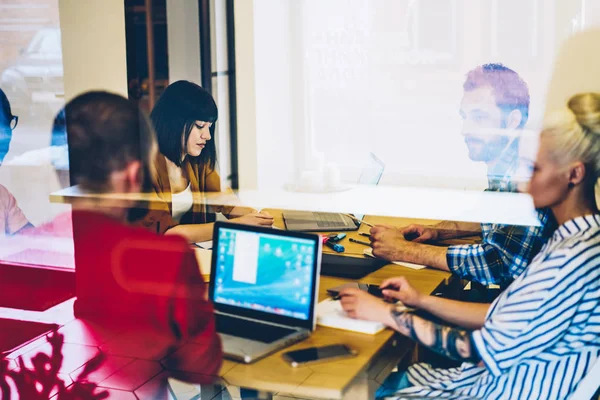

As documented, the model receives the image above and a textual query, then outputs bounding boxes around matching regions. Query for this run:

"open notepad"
[363,248,426,270]
[317,299,386,334]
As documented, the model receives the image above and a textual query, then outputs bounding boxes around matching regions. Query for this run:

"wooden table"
[216,211,454,399]
[47,187,463,399]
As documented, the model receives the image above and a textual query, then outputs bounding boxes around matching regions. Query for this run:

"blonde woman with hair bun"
[337,93,600,399]
[531,92,600,219]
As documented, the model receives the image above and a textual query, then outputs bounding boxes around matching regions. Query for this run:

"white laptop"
[209,222,322,363]
[283,152,385,231]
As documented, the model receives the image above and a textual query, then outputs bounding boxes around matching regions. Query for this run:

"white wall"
[59,0,128,101]
[235,0,600,192]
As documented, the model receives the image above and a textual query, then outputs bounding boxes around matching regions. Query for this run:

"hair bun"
[567,93,600,136]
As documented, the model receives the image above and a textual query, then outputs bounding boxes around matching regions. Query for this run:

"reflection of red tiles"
[59,319,124,346]
[5,371,73,399]
[70,354,134,384]
[51,373,74,397]
[162,343,222,379]
[136,371,225,399]
[94,387,138,399]
[100,330,178,360]
[19,342,99,374]
[98,359,163,391]
[133,371,171,399]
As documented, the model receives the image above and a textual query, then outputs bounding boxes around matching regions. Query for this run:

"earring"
[568,182,575,189]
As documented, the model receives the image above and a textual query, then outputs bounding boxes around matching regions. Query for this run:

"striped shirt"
[446,208,556,286]
[398,214,600,400]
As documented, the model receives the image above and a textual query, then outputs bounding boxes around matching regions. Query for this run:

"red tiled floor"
[98,359,163,391]
[18,341,99,375]
[94,387,138,399]
[99,329,179,360]
[59,319,125,347]
[3,370,73,399]
[133,371,172,399]
[70,354,134,384]
[161,343,222,378]
[51,373,74,397]
[135,371,225,399]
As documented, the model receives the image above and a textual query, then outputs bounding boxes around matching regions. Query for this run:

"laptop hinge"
[216,311,305,331]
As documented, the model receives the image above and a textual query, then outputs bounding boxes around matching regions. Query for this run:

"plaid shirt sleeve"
[446,209,555,286]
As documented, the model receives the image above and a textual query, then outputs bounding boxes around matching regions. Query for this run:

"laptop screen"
[212,227,318,321]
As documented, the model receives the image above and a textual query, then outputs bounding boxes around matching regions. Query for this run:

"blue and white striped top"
[398,214,600,400]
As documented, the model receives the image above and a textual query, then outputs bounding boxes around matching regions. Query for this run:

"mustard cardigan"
[137,155,236,234]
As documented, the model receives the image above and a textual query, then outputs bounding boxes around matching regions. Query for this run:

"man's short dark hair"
[61,91,154,192]
[464,63,530,128]
[150,80,218,170]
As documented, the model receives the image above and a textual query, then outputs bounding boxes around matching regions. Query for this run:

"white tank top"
[171,183,193,223]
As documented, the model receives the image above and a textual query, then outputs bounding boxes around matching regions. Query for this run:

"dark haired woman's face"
[184,120,212,158]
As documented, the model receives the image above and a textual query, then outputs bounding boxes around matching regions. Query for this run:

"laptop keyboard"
[314,212,347,228]
[216,314,297,344]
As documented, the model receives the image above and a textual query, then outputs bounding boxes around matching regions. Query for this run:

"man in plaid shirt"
[369,64,556,288]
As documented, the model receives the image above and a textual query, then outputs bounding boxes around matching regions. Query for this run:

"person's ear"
[123,160,142,193]
[567,161,586,188]
[506,109,523,130]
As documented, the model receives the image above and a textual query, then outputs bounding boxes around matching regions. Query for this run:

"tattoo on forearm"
[391,306,481,363]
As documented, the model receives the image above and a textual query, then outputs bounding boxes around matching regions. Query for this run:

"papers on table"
[363,248,426,270]
[194,240,213,250]
[317,298,386,334]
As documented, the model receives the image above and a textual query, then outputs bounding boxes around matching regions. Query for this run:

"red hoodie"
[71,210,222,380]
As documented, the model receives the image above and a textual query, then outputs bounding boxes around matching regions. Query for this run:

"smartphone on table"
[282,344,358,367]
[327,283,384,298]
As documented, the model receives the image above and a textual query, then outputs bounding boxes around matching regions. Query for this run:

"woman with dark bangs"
[141,80,273,242]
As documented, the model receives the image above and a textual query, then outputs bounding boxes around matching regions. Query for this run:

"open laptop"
[209,221,322,364]
[283,153,385,231]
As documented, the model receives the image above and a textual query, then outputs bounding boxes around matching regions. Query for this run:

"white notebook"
[317,298,386,335]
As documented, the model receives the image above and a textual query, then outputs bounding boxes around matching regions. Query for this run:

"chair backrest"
[571,357,600,400]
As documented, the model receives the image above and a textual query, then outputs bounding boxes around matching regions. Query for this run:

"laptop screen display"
[213,227,317,321]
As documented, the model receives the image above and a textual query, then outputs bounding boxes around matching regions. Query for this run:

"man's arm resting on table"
[433,221,482,240]
[383,306,481,364]
[394,240,451,271]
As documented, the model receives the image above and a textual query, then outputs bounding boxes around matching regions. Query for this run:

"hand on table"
[399,224,439,243]
[231,211,274,227]
[369,225,415,262]
[338,288,393,324]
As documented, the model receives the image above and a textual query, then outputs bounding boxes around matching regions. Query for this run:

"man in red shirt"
[62,92,222,384]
